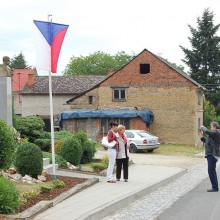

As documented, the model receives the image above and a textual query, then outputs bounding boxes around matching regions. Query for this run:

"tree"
[9,51,31,69]
[0,120,16,169]
[180,8,220,114]
[16,116,46,142]
[64,51,135,75]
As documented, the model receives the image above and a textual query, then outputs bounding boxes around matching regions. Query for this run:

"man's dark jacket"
[200,127,220,157]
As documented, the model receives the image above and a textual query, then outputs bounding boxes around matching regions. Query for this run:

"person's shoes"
[107,180,116,183]
[207,188,219,192]
[117,179,120,181]
[124,179,128,182]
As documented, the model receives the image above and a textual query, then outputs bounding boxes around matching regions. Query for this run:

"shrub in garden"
[80,140,97,164]
[15,142,43,178]
[16,116,45,142]
[90,163,107,172]
[73,130,88,147]
[42,151,67,169]
[53,179,65,188]
[0,119,16,169]
[34,139,51,152]
[54,131,73,140]
[0,176,20,214]
[60,138,82,165]
[53,139,65,155]
[40,184,54,193]
[101,155,109,166]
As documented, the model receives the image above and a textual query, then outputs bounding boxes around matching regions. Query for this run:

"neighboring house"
[62,49,206,146]
[12,68,37,115]
[20,75,106,130]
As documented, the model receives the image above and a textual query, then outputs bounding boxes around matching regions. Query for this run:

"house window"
[113,89,126,101]
[100,118,130,133]
[140,63,150,74]
[89,96,93,104]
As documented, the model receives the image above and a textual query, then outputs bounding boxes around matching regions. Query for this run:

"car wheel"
[129,144,138,153]
[147,149,154,153]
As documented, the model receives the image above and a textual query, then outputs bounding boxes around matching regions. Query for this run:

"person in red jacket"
[106,121,119,183]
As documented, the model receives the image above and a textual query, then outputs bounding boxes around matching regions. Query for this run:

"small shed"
[60,108,154,139]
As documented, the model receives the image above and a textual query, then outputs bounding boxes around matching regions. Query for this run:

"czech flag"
[34,20,69,73]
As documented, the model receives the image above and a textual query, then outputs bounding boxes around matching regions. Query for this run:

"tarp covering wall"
[60,109,154,126]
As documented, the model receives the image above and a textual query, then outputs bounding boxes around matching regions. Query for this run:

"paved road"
[158,172,220,220]
[102,163,220,220]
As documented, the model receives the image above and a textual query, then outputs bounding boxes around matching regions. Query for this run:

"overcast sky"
[0,0,220,74]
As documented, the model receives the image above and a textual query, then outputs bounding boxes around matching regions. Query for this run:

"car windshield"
[137,131,153,138]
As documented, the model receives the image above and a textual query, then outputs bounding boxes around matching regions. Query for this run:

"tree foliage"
[16,116,45,142]
[180,8,220,114]
[0,120,16,169]
[15,142,43,178]
[64,51,135,75]
[9,51,31,69]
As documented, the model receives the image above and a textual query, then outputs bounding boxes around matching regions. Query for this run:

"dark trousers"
[207,155,219,190]
[116,157,129,180]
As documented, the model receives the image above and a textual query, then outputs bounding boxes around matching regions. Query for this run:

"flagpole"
[48,14,56,180]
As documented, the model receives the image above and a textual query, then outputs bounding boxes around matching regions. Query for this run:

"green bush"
[54,131,73,140]
[42,152,67,169]
[73,130,88,147]
[101,155,109,166]
[0,176,20,214]
[40,184,54,193]
[15,142,43,178]
[0,120,16,169]
[80,140,97,164]
[90,163,107,172]
[53,140,65,155]
[60,138,83,166]
[34,139,51,152]
[16,116,45,142]
[53,179,65,188]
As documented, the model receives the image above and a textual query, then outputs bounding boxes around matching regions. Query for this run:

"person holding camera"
[200,122,220,192]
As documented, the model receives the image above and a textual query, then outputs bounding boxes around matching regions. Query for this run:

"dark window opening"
[89,96,93,104]
[100,118,130,133]
[140,63,150,74]
[113,89,126,100]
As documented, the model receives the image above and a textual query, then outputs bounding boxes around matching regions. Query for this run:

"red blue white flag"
[34,20,69,73]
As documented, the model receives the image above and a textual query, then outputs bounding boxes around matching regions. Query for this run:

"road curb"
[7,177,99,220]
[78,169,187,220]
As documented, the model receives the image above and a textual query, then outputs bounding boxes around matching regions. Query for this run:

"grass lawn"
[153,144,204,156]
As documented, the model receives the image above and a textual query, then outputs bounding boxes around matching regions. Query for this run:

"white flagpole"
[48,14,56,180]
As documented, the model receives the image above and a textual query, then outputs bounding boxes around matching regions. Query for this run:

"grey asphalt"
[158,168,220,220]
[26,164,185,220]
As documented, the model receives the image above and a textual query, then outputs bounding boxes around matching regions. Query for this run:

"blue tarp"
[60,109,154,126]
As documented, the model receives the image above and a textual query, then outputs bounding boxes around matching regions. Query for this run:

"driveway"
[95,149,206,169]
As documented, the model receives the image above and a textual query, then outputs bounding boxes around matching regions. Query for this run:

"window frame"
[112,88,126,101]
[99,118,130,133]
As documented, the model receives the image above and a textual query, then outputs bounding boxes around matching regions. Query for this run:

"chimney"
[107,69,114,76]
[28,73,35,88]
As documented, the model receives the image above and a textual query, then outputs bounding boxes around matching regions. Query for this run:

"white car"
[125,130,160,153]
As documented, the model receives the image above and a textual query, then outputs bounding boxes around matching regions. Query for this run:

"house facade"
[12,68,37,115]
[21,75,106,130]
[63,49,205,146]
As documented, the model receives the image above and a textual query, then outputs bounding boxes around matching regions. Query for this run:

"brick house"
[20,75,106,130]
[62,49,205,146]
[12,68,37,115]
